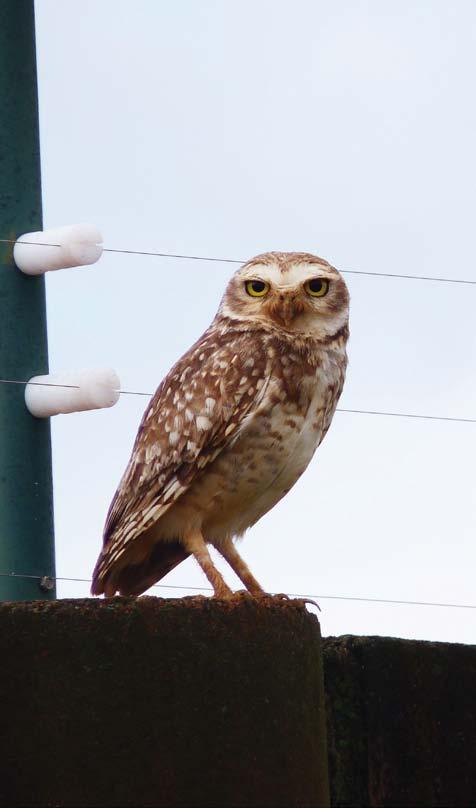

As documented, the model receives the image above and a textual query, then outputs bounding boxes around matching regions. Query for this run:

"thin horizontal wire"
[1,377,474,424]
[341,268,476,285]
[0,379,151,395]
[0,378,80,390]
[1,571,475,610]
[1,238,475,285]
[337,408,476,424]
[0,238,61,248]
[117,388,154,397]
[103,247,242,264]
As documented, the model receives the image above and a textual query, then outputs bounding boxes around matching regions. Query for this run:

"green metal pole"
[0,0,56,600]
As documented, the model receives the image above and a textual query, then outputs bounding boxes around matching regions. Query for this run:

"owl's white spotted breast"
[151,334,347,546]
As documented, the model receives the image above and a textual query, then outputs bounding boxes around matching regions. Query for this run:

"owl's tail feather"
[91,540,190,597]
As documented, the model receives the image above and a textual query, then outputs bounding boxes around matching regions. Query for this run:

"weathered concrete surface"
[323,635,476,807]
[0,595,329,808]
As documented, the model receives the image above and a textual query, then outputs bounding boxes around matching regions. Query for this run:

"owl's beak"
[268,295,305,328]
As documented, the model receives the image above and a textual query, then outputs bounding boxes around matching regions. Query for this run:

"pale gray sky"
[34,0,475,642]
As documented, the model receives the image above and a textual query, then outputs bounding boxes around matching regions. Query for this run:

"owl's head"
[219,251,349,339]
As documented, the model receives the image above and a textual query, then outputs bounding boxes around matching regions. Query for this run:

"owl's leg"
[215,538,266,597]
[183,529,233,598]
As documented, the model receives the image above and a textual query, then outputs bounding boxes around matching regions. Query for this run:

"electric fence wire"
[0,237,475,285]
[0,377,475,424]
[0,571,475,611]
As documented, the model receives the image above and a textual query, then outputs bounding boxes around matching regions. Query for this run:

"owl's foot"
[298,597,321,611]
[246,584,267,597]
[212,582,234,599]
[270,592,321,611]
[269,591,320,610]
[231,588,264,600]
[233,589,286,601]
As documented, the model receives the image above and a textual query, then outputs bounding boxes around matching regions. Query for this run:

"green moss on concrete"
[0,595,329,807]
[323,635,476,807]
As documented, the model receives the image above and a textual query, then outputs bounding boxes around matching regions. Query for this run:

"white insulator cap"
[25,369,120,418]
[13,223,103,275]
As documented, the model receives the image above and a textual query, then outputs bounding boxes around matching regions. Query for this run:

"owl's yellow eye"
[304,278,329,298]
[245,280,269,297]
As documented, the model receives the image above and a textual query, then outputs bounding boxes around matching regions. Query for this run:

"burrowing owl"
[92,251,349,598]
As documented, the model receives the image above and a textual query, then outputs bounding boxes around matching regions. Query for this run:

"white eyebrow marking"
[239,261,334,289]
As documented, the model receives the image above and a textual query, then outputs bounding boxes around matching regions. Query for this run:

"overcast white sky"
[34,0,475,643]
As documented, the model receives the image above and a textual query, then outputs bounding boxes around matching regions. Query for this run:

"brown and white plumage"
[91,251,349,598]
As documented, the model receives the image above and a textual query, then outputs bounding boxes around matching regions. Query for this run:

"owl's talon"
[212,586,234,599]
[273,592,321,611]
[298,597,321,611]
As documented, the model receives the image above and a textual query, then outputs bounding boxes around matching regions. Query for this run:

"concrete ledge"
[323,635,476,807]
[0,595,329,807]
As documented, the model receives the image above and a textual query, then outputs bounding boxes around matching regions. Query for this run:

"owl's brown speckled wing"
[91,325,269,591]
